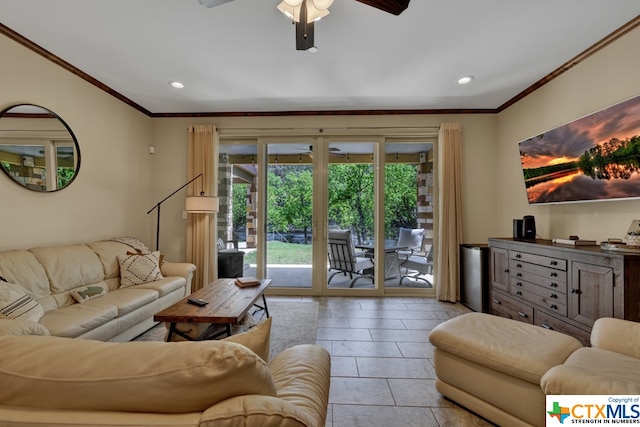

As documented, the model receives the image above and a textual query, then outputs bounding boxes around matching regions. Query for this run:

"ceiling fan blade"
[354,0,410,15]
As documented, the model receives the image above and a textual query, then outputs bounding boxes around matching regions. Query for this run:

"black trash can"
[218,250,245,278]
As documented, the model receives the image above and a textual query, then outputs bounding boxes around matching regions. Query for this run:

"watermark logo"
[546,396,640,425]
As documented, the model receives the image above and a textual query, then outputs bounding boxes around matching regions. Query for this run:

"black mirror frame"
[0,104,81,192]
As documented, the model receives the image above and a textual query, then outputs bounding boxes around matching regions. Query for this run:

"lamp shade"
[278,0,330,23]
[185,196,218,213]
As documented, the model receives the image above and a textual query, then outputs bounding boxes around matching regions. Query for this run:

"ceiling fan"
[295,145,343,158]
[197,0,410,50]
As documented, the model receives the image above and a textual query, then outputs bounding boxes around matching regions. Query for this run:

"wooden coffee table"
[154,278,271,341]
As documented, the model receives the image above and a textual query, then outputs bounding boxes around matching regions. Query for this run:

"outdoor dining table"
[354,244,407,280]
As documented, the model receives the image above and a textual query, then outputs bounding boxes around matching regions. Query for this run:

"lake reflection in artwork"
[519,94,640,204]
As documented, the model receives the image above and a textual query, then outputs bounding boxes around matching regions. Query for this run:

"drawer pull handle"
[550,261,558,266]
[516,291,523,296]
[550,272,558,277]
[541,323,554,330]
[517,311,528,318]
[550,293,558,299]
[515,254,522,259]
[516,282,522,287]
[516,273,522,277]
[516,263,522,268]
[550,304,558,310]
[493,299,501,305]
[550,283,558,288]
[504,269,509,273]
[571,288,580,294]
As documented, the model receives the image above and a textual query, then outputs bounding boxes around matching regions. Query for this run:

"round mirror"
[0,104,80,192]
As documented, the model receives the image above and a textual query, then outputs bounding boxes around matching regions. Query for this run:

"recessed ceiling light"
[169,81,185,89]
[457,75,474,85]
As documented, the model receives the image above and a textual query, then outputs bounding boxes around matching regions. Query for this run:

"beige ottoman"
[429,312,582,427]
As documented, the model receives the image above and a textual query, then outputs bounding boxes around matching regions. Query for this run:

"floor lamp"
[146,173,218,251]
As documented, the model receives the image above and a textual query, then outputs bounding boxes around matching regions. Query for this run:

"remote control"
[187,298,208,307]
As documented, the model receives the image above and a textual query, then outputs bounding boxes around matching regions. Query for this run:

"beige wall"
[496,26,640,242]
[0,34,155,251]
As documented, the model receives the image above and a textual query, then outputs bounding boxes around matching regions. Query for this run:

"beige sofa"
[0,317,331,427]
[0,238,196,342]
[429,313,640,427]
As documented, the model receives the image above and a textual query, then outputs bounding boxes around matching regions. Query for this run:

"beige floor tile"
[317,327,372,341]
[318,317,350,328]
[331,356,359,377]
[401,318,447,330]
[369,329,430,342]
[397,341,435,358]
[332,404,438,427]
[349,318,406,329]
[357,357,436,379]
[388,379,454,407]
[329,308,385,319]
[431,406,496,426]
[331,341,403,358]
[315,340,331,353]
[325,404,333,427]
[358,301,408,310]
[328,377,394,405]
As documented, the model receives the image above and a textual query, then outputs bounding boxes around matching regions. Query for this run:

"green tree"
[384,164,418,237]
[328,163,374,244]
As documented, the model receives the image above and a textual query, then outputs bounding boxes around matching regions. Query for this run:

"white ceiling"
[1,0,639,115]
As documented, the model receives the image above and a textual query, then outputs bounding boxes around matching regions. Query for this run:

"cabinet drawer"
[512,278,567,302]
[511,285,567,316]
[491,291,534,324]
[535,310,591,346]
[512,271,566,294]
[511,251,567,270]
[510,259,567,283]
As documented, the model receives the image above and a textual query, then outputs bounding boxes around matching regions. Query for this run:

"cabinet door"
[569,262,614,328]
[490,247,509,293]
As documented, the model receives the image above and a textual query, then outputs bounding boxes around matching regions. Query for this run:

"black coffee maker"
[513,215,536,239]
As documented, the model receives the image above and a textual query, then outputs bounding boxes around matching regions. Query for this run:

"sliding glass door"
[218,131,437,296]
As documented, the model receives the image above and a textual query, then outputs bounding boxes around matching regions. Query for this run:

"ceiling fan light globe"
[305,3,330,22]
[277,1,301,22]
[312,0,333,10]
[283,0,303,6]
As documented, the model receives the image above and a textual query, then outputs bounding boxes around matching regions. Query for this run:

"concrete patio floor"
[243,264,433,289]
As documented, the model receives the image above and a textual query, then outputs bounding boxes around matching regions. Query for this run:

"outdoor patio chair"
[395,228,433,286]
[327,230,374,288]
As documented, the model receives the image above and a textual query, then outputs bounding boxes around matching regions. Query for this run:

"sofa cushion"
[38,303,118,338]
[118,251,163,287]
[134,276,186,298]
[541,347,640,395]
[0,282,44,322]
[70,285,108,304]
[0,250,51,300]
[85,241,136,280]
[0,335,277,413]
[223,317,272,361]
[86,288,158,317]
[30,245,104,294]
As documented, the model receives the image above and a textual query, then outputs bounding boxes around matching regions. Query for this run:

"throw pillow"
[118,251,163,288]
[0,282,44,322]
[223,317,272,362]
[70,285,107,304]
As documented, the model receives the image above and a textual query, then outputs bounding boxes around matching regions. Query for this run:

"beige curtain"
[187,125,216,292]
[436,123,463,302]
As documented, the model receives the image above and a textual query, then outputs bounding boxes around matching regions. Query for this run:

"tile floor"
[270,295,495,427]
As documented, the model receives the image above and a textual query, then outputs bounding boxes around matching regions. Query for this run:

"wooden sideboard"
[488,238,640,346]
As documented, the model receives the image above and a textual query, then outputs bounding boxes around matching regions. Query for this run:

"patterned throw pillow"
[70,285,107,304]
[118,251,164,288]
[0,282,45,322]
